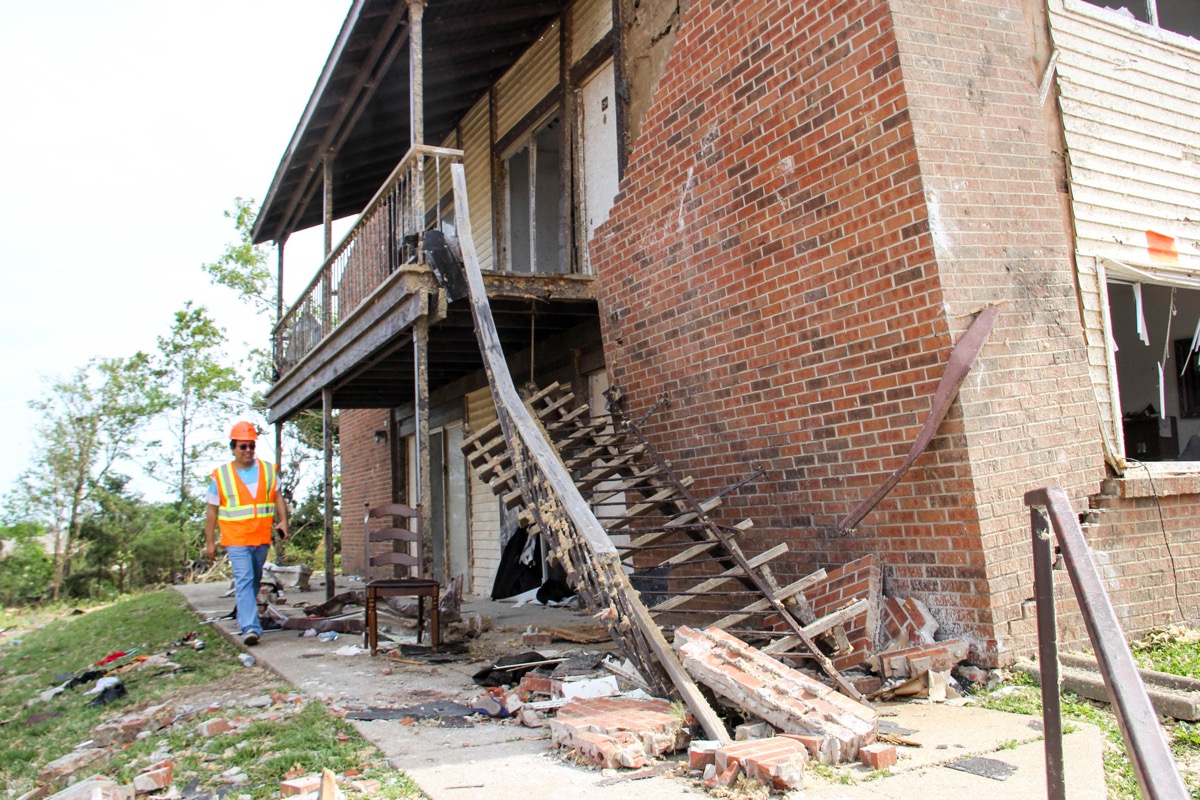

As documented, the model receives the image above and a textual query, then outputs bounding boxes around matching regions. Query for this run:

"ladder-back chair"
[364,502,440,653]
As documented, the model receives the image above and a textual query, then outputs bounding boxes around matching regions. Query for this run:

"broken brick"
[348,778,381,796]
[521,630,552,648]
[549,697,689,768]
[568,728,649,769]
[859,743,898,770]
[132,761,173,794]
[674,626,876,763]
[37,749,108,787]
[688,740,721,771]
[517,671,555,697]
[804,555,883,669]
[44,777,134,800]
[716,737,809,791]
[196,718,234,737]
[703,761,741,789]
[281,774,323,796]
[882,596,939,648]
[873,639,970,680]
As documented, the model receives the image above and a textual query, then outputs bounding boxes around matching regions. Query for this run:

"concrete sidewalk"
[173,579,1107,800]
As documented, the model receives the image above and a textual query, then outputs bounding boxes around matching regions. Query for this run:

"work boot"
[243,631,260,647]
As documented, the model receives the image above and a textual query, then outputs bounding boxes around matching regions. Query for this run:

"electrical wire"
[1127,458,1188,623]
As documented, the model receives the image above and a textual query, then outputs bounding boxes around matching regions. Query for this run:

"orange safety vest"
[213,459,278,547]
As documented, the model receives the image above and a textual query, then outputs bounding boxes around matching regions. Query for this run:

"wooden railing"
[273,144,463,377]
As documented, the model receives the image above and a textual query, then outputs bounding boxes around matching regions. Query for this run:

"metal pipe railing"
[272,144,463,378]
[1024,486,1187,800]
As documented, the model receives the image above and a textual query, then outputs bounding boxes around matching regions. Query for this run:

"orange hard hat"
[230,421,258,441]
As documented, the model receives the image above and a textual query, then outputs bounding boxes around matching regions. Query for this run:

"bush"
[0,540,53,606]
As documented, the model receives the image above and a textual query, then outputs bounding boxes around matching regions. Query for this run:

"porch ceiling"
[265,271,597,423]
[253,0,568,246]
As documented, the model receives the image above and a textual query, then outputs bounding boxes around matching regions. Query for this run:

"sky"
[0,1,352,502]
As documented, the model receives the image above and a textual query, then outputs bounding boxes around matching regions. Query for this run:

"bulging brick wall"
[339,408,392,577]
[591,0,1105,664]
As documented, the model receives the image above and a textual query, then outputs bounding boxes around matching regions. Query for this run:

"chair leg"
[430,590,440,653]
[366,590,377,656]
[415,595,425,646]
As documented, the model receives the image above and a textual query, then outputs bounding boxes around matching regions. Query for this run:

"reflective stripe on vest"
[214,460,276,521]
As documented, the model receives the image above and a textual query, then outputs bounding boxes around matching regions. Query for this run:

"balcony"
[266,144,598,423]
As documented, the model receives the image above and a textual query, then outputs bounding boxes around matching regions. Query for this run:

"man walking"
[205,421,288,646]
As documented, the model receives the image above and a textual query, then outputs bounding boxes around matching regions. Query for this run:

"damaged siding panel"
[495,20,561,141]
[467,387,501,591]
[462,95,495,271]
[569,0,613,64]
[1050,0,1200,272]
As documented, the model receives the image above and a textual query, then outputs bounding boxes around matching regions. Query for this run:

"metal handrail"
[1024,486,1187,800]
[272,144,464,378]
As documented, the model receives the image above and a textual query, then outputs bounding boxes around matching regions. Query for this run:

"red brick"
[859,743,898,770]
[132,762,173,794]
[196,718,233,737]
[281,775,322,796]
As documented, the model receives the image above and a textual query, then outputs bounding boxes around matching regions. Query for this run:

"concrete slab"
[799,702,1106,799]
[173,579,1109,800]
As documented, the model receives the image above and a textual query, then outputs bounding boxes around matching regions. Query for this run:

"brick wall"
[591,0,1105,664]
[339,408,393,577]
[1046,482,1200,650]
[885,0,1105,660]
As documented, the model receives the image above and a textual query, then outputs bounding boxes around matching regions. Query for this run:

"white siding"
[495,21,560,140]
[467,387,500,594]
[1051,0,1200,466]
[569,0,612,64]
[1050,0,1200,271]
[461,95,495,271]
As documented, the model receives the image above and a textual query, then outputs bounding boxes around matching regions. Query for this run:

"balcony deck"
[266,267,597,422]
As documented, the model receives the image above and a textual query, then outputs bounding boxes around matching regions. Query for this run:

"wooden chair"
[364,502,441,654]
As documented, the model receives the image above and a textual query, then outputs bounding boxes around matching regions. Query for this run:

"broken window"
[502,116,565,273]
[1108,280,1200,461]
[1080,0,1200,40]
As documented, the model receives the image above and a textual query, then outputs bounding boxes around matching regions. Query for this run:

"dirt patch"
[164,666,288,710]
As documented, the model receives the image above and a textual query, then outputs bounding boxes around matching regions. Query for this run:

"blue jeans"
[227,544,269,636]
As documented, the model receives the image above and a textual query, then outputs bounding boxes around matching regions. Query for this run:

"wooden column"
[323,157,334,255]
[274,238,287,563]
[323,387,335,600]
[409,0,425,253]
[413,318,432,578]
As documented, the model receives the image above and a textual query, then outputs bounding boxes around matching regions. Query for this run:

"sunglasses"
[236,443,256,451]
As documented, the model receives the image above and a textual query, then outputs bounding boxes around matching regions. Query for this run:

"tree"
[9,355,160,599]
[77,474,186,595]
[202,197,276,319]
[150,302,244,515]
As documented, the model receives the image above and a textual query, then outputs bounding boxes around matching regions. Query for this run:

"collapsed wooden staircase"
[461,381,867,700]
[448,163,864,736]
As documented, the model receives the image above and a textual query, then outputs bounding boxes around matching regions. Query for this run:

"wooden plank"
[762,599,871,655]
[651,544,789,613]
[710,570,828,630]
[452,164,729,743]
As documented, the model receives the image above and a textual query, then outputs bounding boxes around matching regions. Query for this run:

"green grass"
[980,628,1200,800]
[0,591,423,799]
[1132,627,1200,679]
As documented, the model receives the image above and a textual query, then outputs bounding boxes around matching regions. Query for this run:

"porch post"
[274,238,287,563]
[414,318,432,579]
[322,157,334,339]
[409,0,424,146]
[409,0,425,253]
[323,157,334,255]
[323,387,335,601]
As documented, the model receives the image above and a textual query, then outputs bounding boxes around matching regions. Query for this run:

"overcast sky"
[0,1,351,503]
